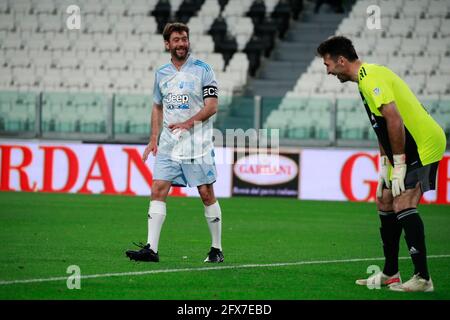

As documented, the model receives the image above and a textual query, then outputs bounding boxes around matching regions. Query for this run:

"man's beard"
[171,47,189,61]
[337,74,350,83]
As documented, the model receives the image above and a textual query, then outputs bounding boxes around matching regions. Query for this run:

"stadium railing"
[2,90,449,149]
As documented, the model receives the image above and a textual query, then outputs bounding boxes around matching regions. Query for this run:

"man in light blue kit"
[125,22,224,263]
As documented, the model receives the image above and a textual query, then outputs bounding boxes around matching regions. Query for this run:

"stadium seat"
[63,71,89,91]
[372,38,402,57]
[114,76,138,93]
[9,51,32,69]
[405,74,427,95]
[352,38,376,57]
[0,91,37,132]
[399,37,428,57]
[10,0,33,14]
[307,58,326,74]
[338,108,368,140]
[439,19,450,37]
[15,13,39,33]
[426,0,450,18]
[91,75,115,92]
[336,17,365,38]
[425,39,450,56]
[82,2,104,16]
[190,35,215,54]
[319,77,343,94]
[96,34,121,53]
[278,95,309,111]
[55,55,80,70]
[350,0,381,18]
[410,56,440,75]
[387,18,415,38]
[114,19,136,34]
[32,0,58,15]
[400,0,428,18]
[203,52,225,72]
[294,79,319,95]
[0,14,14,32]
[118,36,144,53]
[0,67,13,89]
[42,91,108,133]
[378,0,403,18]
[388,55,413,69]
[84,16,111,34]
[37,14,64,33]
[223,0,252,17]
[1,34,25,51]
[0,1,9,14]
[424,75,450,95]
[132,16,158,36]
[438,57,450,75]
[73,93,108,132]
[107,0,127,17]
[47,33,71,51]
[114,93,151,134]
[413,18,441,38]
[126,0,158,16]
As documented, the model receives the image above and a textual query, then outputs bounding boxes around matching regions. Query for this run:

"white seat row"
[350,0,450,18]
[337,16,450,39]
[0,0,251,101]
[3,0,160,15]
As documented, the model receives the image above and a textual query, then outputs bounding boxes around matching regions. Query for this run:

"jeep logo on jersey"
[164,93,189,104]
[234,154,298,185]
[164,94,190,110]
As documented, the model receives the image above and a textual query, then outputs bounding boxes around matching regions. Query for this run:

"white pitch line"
[1,254,450,286]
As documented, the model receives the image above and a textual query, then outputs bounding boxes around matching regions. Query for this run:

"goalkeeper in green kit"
[317,36,446,292]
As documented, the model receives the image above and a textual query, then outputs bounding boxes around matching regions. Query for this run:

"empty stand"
[264,0,450,143]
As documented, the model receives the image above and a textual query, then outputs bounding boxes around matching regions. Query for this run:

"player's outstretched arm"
[379,102,406,197]
[143,103,163,162]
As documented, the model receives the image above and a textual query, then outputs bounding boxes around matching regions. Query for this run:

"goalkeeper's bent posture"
[317,36,446,292]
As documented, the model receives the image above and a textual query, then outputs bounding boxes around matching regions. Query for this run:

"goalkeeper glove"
[391,154,407,198]
[376,155,392,198]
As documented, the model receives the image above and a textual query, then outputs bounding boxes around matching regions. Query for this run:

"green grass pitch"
[0,192,449,300]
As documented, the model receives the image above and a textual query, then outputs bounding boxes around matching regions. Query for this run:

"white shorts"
[153,150,217,187]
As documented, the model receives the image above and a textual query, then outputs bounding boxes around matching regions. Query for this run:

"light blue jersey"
[153,54,218,160]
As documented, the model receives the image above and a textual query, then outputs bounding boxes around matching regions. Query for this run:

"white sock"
[204,201,222,250]
[147,200,166,253]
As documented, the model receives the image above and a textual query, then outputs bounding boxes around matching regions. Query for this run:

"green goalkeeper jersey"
[357,62,446,166]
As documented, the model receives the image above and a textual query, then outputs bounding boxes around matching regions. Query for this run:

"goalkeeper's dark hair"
[162,22,189,41]
[317,36,359,62]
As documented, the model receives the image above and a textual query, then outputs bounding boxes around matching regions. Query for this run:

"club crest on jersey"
[178,81,194,90]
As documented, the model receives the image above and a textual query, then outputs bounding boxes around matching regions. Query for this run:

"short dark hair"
[317,36,359,62]
[162,22,189,41]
